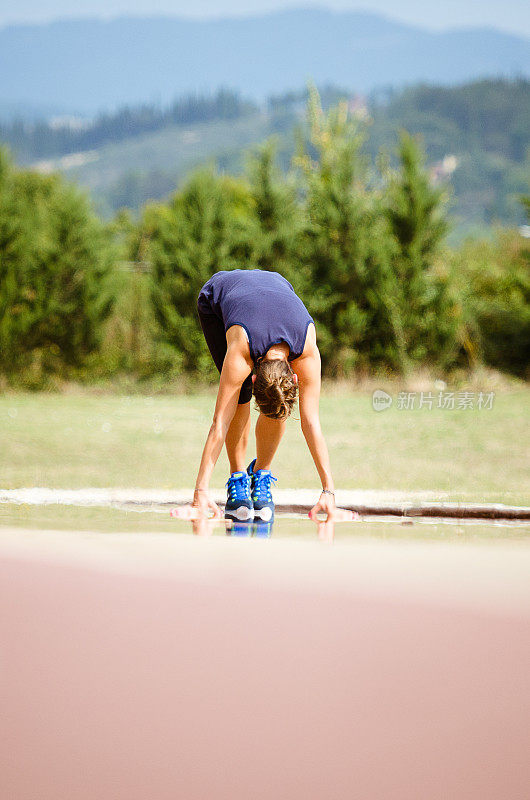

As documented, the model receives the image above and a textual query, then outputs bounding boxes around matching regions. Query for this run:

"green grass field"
[1,388,529,504]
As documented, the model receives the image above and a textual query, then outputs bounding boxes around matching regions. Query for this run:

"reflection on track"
[227,521,274,538]
[188,515,338,541]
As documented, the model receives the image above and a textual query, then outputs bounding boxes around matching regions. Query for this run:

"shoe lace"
[252,471,277,503]
[225,472,251,501]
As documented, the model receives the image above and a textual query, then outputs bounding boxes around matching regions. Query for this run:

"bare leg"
[254,413,286,472]
[225,402,251,474]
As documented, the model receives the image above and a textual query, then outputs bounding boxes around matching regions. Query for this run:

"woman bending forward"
[194,269,336,522]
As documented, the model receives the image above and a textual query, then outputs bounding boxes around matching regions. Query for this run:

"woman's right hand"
[192,488,223,519]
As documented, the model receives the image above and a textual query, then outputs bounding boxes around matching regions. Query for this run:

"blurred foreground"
[1,526,529,800]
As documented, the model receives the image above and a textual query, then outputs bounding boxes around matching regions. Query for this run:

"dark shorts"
[197,301,253,405]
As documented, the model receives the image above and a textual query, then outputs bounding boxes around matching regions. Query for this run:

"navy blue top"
[198,269,314,363]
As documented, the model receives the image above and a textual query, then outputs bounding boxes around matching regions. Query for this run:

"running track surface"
[1,529,529,800]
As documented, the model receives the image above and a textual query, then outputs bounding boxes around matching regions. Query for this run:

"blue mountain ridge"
[0,9,528,114]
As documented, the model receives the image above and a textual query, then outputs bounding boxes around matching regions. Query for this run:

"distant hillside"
[0,100,66,123]
[369,79,530,229]
[10,78,526,235]
[1,90,257,162]
[32,114,275,212]
[0,10,529,112]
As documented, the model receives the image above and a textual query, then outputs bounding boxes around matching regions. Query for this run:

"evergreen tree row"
[0,89,528,388]
[1,89,257,162]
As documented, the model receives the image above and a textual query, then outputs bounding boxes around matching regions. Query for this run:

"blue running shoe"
[247,458,277,522]
[225,471,253,521]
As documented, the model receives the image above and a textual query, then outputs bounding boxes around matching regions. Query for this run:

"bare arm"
[294,346,334,493]
[292,328,337,520]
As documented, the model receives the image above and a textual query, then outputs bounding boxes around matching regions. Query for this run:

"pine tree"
[239,140,304,290]
[385,131,452,366]
[0,148,114,383]
[296,87,406,375]
[141,169,249,376]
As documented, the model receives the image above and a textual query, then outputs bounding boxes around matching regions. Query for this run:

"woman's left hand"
[309,492,360,523]
[309,490,336,521]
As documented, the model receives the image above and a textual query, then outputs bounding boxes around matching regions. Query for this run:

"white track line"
[1,487,528,519]
[2,486,451,508]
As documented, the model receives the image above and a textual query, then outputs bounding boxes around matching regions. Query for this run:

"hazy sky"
[1,0,529,38]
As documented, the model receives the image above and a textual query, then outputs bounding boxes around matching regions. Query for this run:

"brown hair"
[253,359,298,420]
